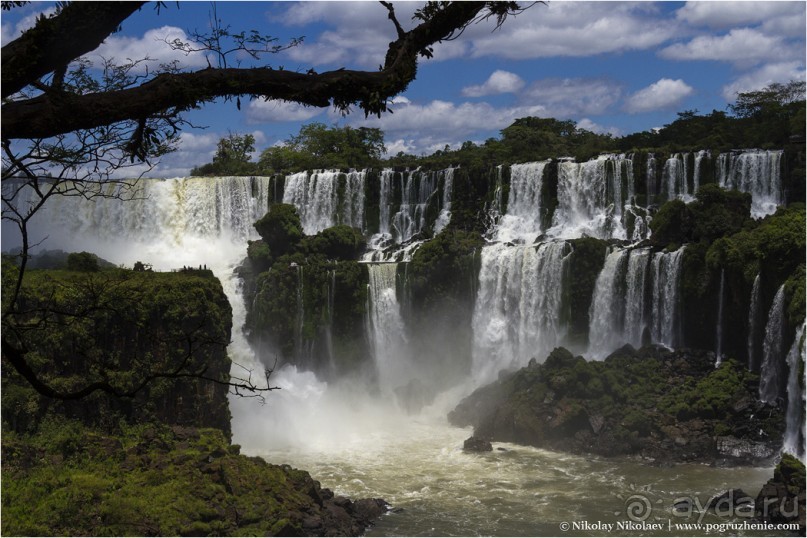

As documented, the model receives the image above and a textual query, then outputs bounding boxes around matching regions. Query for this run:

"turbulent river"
[231,377,773,537]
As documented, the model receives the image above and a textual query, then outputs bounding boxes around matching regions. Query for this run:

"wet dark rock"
[707,489,754,512]
[716,436,776,460]
[449,346,784,465]
[755,454,806,531]
[463,436,493,452]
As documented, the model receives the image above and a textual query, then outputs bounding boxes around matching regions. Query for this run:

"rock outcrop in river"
[449,345,785,465]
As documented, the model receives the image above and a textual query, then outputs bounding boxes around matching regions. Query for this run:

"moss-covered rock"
[755,453,806,531]
[450,346,784,464]
[302,225,366,261]
[405,229,484,383]
[1,422,387,536]
[254,203,304,257]
[3,268,233,437]
[247,256,370,376]
[566,237,608,345]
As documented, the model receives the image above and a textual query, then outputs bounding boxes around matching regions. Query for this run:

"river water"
[229,368,775,537]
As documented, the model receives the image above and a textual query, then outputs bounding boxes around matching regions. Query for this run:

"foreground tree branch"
[1,2,147,99]
[2,1,493,139]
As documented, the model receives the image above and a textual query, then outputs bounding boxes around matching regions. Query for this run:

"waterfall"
[282,169,366,235]
[5,176,281,428]
[661,153,691,202]
[623,248,651,348]
[367,263,410,392]
[294,265,303,360]
[693,150,710,195]
[433,167,455,235]
[586,246,660,359]
[715,269,725,367]
[783,324,806,460]
[392,169,438,244]
[588,248,629,359]
[646,153,657,206]
[324,269,337,374]
[759,285,787,405]
[472,241,570,383]
[650,247,685,348]
[490,161,549,243]
[9,176,272,253]
[364,168,447,262]
[747,274,762,371]
[717,150,784,218]
[548,154,630,240]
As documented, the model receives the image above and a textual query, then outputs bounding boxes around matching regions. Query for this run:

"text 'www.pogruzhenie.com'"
[558,520,801,534]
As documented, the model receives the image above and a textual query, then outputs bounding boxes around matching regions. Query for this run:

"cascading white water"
[6,177,280,437]
[747,274,762,371]
[491,161,549,243]
[715,269,726,367]
[759,285,787,405]
[717,150,784,218]
[10,176,271,252]
[324,269,337,374]
[367,263,411,392]
[623,248,651,348]
[587,248,629,359]
[392,169,437,244]
[783,324,806,460]
[282,169,366,235]
[548,154,630,240]
[472,241,569,383]
[646,153,657,206]
[4,168,793,535]
[433,167,455,235]
[650,247,685,348]
[661,153,691,202]
[693,150,710,195]
[364,168,449,262]
[588,246,676,359]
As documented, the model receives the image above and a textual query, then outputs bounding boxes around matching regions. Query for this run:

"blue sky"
[2,1,805,177]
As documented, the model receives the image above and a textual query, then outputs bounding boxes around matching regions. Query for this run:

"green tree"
[192,133,257,175]
[260,123,387,172]
[66,252,100,272]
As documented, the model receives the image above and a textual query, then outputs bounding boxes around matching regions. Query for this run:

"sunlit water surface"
[231,377,775,537]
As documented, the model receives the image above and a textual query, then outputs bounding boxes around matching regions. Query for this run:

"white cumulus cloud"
[520,78,622,117]
[722,62,807,101]
[462,70,526,97]
[335,98,549,154]
[247,99,327,123]
[659,28,791,66]
[576,118,621,137]
[93,26,208,69]
[675,1,804,29]
[624,79,694,114]
[469,2,677,59]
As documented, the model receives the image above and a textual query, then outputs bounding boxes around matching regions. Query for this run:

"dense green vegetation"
[450,346,784,460]
[260,123,386,172]
[245,205,371,374]
[191,133,257,176]
[2,421,383,536]
[2,264,233,435]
